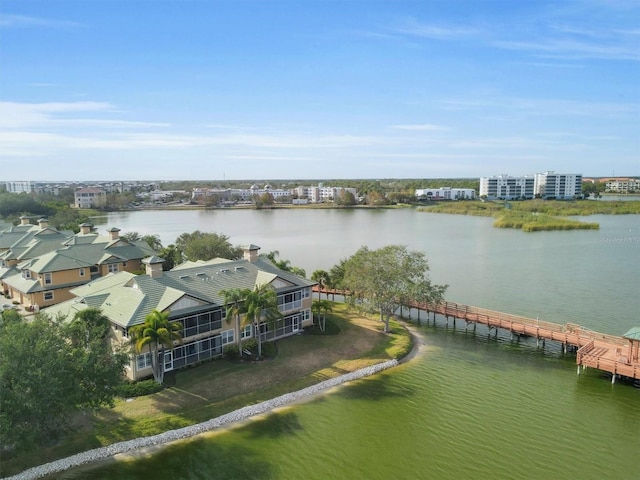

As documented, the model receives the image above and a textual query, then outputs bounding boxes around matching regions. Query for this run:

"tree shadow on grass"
[1,408,133,478]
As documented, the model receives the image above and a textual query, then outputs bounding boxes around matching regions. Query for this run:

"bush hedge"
[117,379,163,398]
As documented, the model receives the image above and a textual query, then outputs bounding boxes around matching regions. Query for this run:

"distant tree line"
[0,192,92,232]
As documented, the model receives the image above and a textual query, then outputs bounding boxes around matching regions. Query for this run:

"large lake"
[63,208,639,479]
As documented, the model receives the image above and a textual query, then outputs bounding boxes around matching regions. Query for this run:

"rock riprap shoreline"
[3,359,398,480]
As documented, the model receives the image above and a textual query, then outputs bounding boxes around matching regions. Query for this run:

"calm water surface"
[65,208,640,480]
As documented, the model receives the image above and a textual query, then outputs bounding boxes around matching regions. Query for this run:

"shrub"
[117,379,163,398]
[223,343,240,358]
[224,338,260,359]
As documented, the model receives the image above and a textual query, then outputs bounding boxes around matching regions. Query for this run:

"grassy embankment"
[2,303,411,476]
[418,199,640,232]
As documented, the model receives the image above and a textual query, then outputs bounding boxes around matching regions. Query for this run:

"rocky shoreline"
[3,359,399,480]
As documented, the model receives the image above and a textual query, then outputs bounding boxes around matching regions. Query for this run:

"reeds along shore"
[419,199,640,216]
[492,212,599,232]
[418,199,640,232]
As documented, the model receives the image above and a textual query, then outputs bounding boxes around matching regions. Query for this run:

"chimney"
[37,218,49,229]
[143,256,164,279]
[79,223,93,235]
[107,227,120,241]
[19,215,30,226]
[242,244,260,263]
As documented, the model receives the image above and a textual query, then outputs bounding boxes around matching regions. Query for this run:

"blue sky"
[1,0,638,181]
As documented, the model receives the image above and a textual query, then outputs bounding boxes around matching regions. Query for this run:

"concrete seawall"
[3,359,399,480]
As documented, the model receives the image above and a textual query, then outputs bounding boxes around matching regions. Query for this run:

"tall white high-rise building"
[534,171,583,199]
[479,174,535,199]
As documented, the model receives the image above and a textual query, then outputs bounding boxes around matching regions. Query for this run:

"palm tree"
[266,250,292,271]
[244,284,282,359]
[311,299,333,332]
[122,231,141,242]
[290,266,306,278]
[220,287,250,357]
[129,309,182,384]
[141,234,163,251]
[311,269,330,300]
[66,308,111,349]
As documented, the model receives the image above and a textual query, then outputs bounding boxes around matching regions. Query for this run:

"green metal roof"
[623,327,640,341]
[45,256,317,329]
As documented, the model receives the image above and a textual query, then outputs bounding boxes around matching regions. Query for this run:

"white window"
[221,329,235,345]
[108,263,119,273]
[43,291,54,301]
[302,287,310,298]
[43,272,52,285]
[22,270,31,279]
[240,325,252,339]
[79,267,85,277]
[136,352,152,370]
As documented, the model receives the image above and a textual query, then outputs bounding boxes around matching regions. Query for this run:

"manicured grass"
[2,304,412,476]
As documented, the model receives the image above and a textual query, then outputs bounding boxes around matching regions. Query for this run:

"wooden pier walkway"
[410,300,640,382]
[312,287,640,382]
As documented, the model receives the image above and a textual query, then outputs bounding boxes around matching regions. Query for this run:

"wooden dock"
[410,300,640,382]
[312,287,640,382]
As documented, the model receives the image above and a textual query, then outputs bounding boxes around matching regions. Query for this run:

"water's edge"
[3,359,399,480]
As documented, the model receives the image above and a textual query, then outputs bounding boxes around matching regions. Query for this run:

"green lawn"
[2,304,412,476]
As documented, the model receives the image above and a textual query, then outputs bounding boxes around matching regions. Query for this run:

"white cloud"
[0,13,81,29]
[391,124,449,131]
[0,101,170,129]
[392,18,481,39]
[493,38,640,61]
[439,96,636,118]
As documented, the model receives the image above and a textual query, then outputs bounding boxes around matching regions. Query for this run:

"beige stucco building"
[45,245,316,380]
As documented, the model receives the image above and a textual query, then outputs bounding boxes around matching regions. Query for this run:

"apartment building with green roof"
[0,223,156,309]
[45,245,316,380]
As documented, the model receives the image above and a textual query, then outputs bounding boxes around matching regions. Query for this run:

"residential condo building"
[479,174,535,200]
[0,223,156,309]
[45,245,316,381]
[415,187,476,200]
[74,187,107,208]
[605,178,640,193]
[480,171,582,200]
[534,171,583,199]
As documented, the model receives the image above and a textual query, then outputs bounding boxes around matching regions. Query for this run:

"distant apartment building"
[534,171,583,199]
[605,178,640,193]
[5,181,53,194]
[192,183,357,204]
[479,174,535,200]
[74,187,107,208]
[292,184,358,203]
[415,187,476,200]
[480,172,582,200]
[192,184,291,203]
